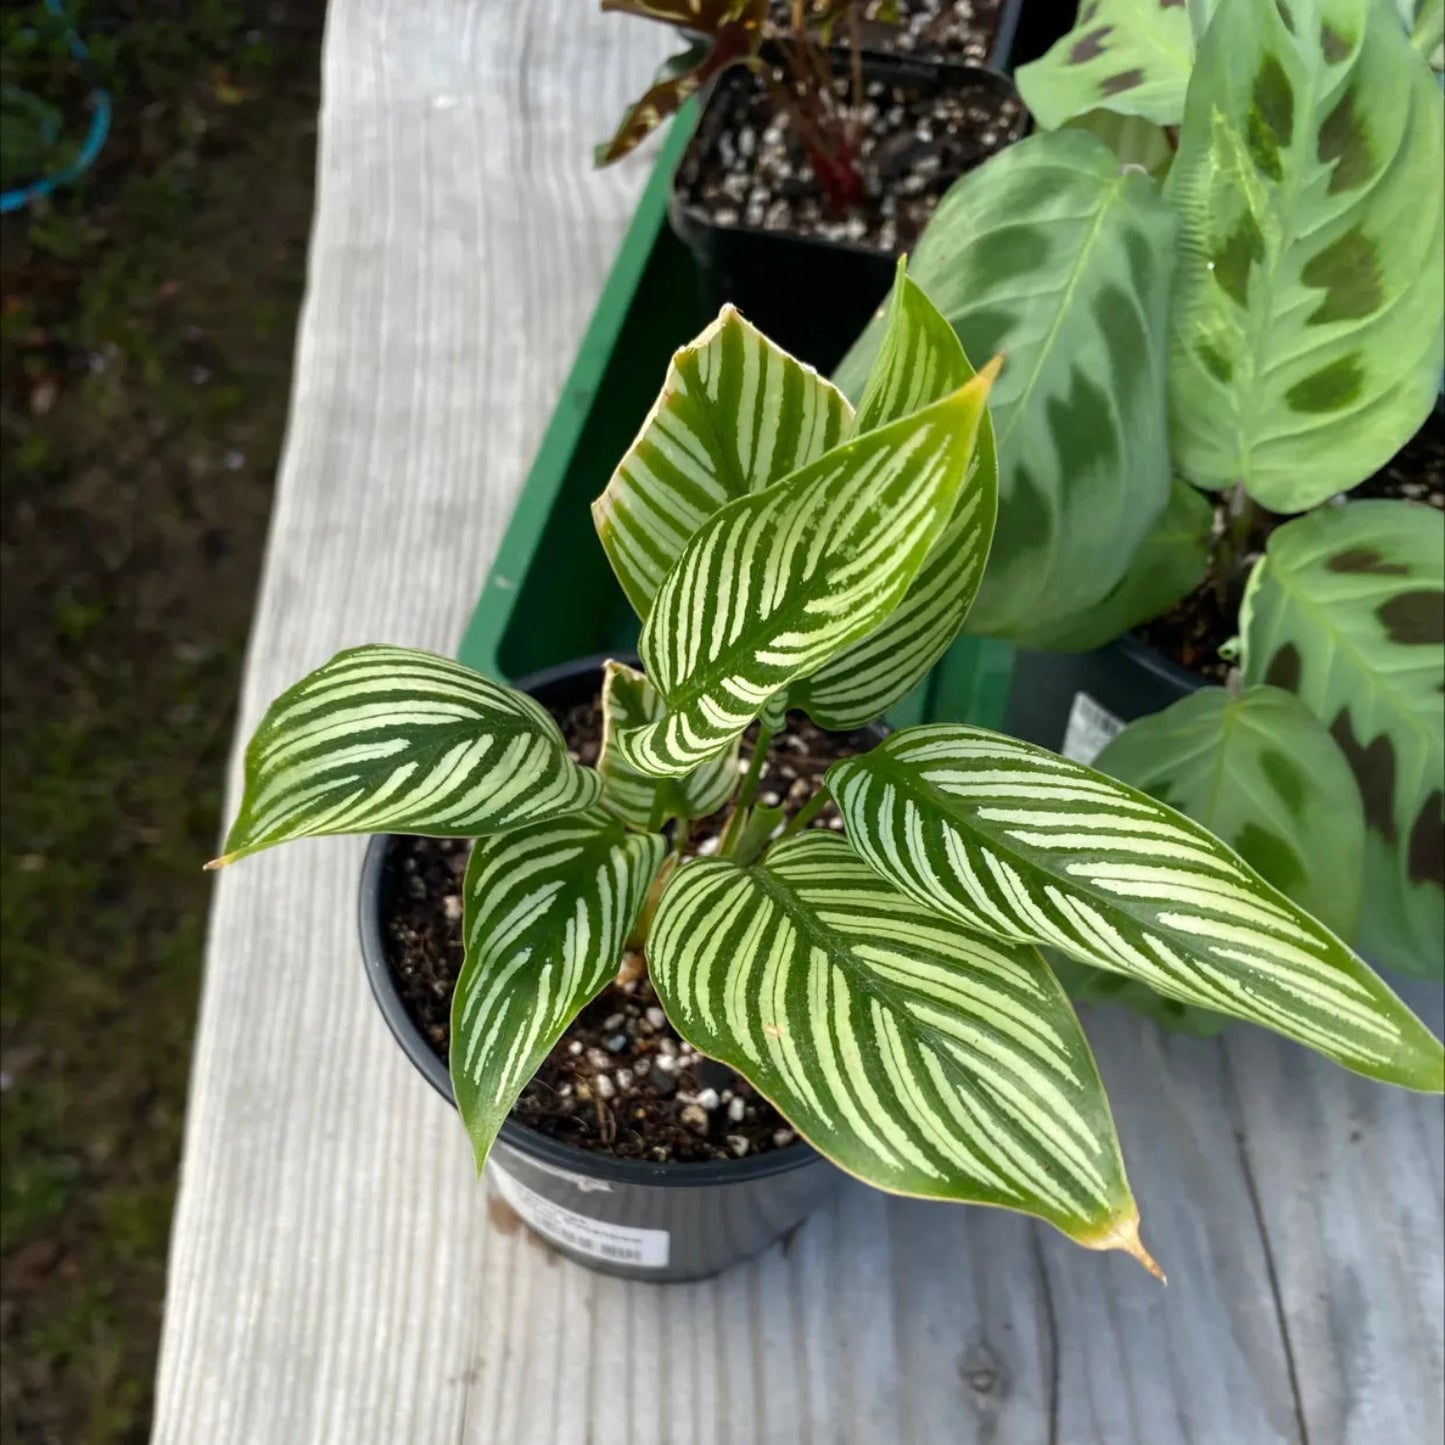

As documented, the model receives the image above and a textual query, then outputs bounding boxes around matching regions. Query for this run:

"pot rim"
[1115,629,1208,697]
[357,656,835,1190]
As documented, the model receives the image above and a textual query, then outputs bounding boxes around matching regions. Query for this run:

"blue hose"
[0,0,111,214]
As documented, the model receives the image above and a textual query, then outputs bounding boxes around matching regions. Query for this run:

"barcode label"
[489,1163,669,1268]
[1061,691,1124,765]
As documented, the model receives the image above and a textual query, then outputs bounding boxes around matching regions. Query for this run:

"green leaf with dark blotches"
[833,131,1178,647]
[1064,109,1177,179]
[1240,500,1445,980]
[1095,685,1367,941]
[1022,476,1213,653]
[1165,0,1444,508]
[1016,0,1207,129]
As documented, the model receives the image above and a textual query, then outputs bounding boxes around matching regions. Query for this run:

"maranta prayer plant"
[214,267,1443,1277]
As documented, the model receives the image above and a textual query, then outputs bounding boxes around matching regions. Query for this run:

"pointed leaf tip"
[203,855,232,872]
[1086,1213,1166,1283]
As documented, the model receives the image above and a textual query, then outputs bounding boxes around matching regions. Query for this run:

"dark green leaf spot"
[1070,25,1113,62]
[1302,226,1382,324]
[1080,0,1101,19]
[1274,0,1295,32]
[1100,68,1146,96]
[1327,546,1409,576]
[1197,339,1233,382]
[1286,354,1363,413]
[1330,708,1397,842]
[1265,642,1302,691]
[1160,0,1185,8]
[1320,22,1353,62]
[1318,89,1374,195]
[1234,821,1306,894]
[1212,213,1264,308]
[1045,367,1119,481]
[965,225,1052,299]
[1377,589,1445,645]
[1259,747,1307,818]
[1408,790,1444,889]
[958,306,1018,367]
[1246,56,1294,182]
[1093,283,1147,410]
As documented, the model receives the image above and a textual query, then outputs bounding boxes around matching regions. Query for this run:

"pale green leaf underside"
[597,659,739,827]
[1015,0,1203,129]
[623,370,996,777]
[649,832,1147,1255]
[833,130,1177,646]
[1095,684,1366,942]
[1021,475,1212,653]
[1240,501,1444,979]
[794,265,999,730]
[593,305,852,621]
[1164,0,1444,508]
[450,808,666,1168]
[830,725,1444,1091]
[217,646,599,865]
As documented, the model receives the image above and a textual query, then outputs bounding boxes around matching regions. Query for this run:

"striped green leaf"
[833,130,1178,647]
[451,808,666,1168]
[593,306,852,621]
[597,659,740,828]
[1241,501,1445,980]
[214,646,600,866]
[1021,476,1212,653]
[649,832,1156,1268]
[620,365,1000,778]
[1164,0,1444,508]
[1095,685,1367,942]
[1015,0,1207,130]
[793,264,999,729]
[829,725,1445,1092]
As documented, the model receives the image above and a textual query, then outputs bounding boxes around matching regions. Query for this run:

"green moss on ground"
[1,4,322,1439]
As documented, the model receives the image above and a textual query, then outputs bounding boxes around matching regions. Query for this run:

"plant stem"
[779,786,830,840]
[718,721,775,857]
[671,814,692,859]
[1212,483,1258,615]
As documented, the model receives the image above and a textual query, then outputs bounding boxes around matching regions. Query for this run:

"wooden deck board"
[151,2,1445,1439]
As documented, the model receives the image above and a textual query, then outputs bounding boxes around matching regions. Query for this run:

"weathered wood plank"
[151,1,1445,1440]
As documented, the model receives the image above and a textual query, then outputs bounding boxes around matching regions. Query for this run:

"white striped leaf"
[829,725,1445,1092]
[592,305,852,621]
[214,646,600,866]
[597,659,739,828]
[649,832,1156,1268]
[621,365,1000,778]
[792,264,999,730]
[451,807,666,1168]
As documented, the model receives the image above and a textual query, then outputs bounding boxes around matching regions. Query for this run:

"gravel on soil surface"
[769,0,1007,63]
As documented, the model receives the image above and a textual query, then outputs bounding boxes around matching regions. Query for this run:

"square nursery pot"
[359,657,871,1281]
[668,55,1026,374]
[457,108,1013,732]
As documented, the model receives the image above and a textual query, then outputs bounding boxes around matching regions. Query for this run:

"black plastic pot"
[668,57,1025,373]
[1002,634,1205,765]
[358,657,847,1282]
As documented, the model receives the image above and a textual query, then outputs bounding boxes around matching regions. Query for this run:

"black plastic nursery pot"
[1003,633,1205,765]
[358,658,850,1282]
[668,56,1026,373]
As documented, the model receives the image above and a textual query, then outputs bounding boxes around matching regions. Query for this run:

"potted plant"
[209,264,1443,1281]
[835,0,1445,992]
[594,0,1029,368]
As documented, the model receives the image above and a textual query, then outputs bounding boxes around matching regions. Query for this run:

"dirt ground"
[1,4,323,1440]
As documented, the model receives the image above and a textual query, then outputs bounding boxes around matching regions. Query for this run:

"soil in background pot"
[381,701,876,1165]
[676,62,1024,253]
[1136,412,1445,681]
[767,0,1008,64]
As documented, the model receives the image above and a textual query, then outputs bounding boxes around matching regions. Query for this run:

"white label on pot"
[489,1164,670,1268]
[1061,692,1124,765]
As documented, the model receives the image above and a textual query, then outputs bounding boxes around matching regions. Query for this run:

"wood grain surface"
[150,2,1445,1440]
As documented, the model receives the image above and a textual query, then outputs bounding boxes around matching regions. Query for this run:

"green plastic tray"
[456,113,1012,730]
